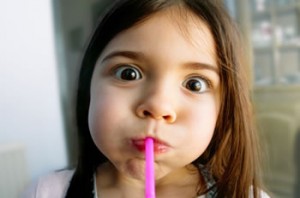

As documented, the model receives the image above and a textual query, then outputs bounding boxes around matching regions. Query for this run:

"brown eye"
[183,77,209,93]
[115,65,142,81]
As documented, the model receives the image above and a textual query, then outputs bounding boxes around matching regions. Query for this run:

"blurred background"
[0,0,299,197]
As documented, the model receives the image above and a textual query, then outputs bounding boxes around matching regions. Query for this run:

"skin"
[88,7,221,198]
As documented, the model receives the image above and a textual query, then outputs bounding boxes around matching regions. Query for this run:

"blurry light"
[256,0,266,12]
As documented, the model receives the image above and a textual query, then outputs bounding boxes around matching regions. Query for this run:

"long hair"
[66,0,262,197]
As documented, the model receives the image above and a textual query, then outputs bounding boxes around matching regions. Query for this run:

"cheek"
[185,97,219,129]
[179,99,219,152]
[88,97,109,149]
[89,82,122,129]
[88,90,123,149]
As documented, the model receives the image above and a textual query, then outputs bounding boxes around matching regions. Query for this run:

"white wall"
[0,0,68,181]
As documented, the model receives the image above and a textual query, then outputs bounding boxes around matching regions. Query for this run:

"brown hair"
[66,0,263,197]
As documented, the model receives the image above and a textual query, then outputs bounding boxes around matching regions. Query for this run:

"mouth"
[131,137,170,154]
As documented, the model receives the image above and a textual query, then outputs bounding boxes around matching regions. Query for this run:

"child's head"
[89,1,220,182]
[71,0,261,197]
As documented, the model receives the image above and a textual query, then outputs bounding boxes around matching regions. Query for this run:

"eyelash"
[183,74,213,93]
[110,64,213,90]
[112,64,142,81]
[193,74,212,88]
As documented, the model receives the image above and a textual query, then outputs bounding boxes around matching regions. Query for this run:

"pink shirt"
[21,170,74,198]
[21,169,270,198]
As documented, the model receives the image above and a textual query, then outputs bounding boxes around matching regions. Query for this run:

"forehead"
[99,6,217,68]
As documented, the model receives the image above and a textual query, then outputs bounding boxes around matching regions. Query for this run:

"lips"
[131,138,169,153]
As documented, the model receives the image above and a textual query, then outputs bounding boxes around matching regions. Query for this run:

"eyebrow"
[101,50,145,63]
[183,62,219,74]
[101,50,219,74]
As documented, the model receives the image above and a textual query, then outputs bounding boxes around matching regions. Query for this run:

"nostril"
[163,115,175,122]
[139,109,176,123]
[163,115,169,120]
[143,110,151,117]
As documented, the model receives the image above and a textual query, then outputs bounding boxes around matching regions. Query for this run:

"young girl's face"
[89,9,220,183]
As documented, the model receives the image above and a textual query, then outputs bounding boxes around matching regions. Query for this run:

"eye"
[183,77,210,93]
[114,65,142,81]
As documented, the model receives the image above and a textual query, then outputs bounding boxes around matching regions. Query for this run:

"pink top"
[21,170,74,198]
[21,169,270,198]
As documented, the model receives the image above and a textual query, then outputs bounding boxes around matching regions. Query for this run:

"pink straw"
[145,137,155,198]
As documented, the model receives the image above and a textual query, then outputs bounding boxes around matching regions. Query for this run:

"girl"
[24,0,269,197]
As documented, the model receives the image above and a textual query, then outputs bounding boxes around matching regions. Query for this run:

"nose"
[135,87,177,123]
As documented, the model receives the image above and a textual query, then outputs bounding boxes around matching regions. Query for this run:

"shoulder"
[249,186,271,198]
[198,165,271,198]
[261,191,271,198]
[21,169,74,198]
[254,189,271,198]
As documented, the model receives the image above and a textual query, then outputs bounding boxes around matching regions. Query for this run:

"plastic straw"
[145,137,155,198]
